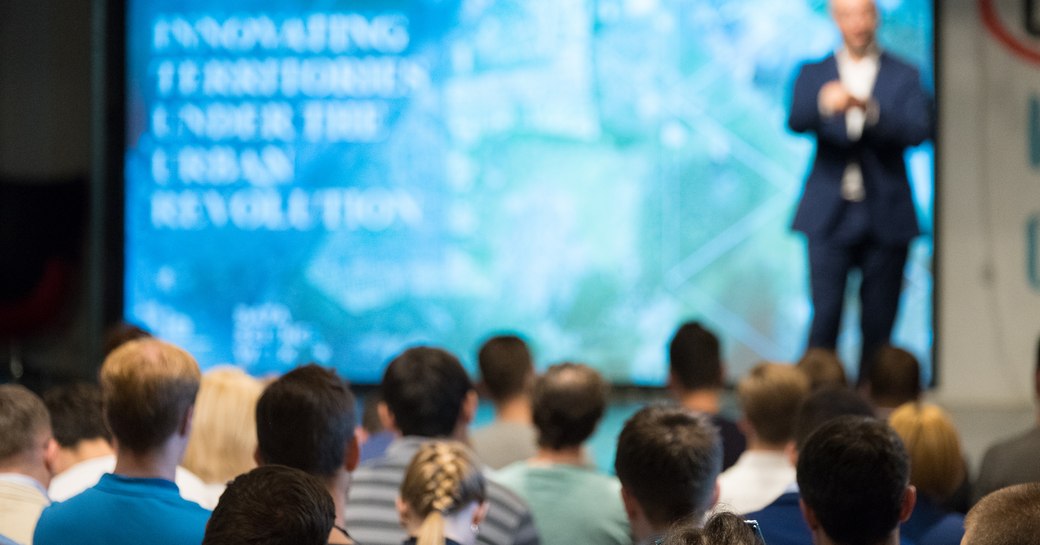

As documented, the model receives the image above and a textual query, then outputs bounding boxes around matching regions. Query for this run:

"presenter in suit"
[789,0,932,384]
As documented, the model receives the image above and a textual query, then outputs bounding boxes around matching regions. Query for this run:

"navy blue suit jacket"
[788,52,933,246]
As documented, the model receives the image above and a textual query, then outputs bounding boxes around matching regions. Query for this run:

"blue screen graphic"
[125,0,934,384]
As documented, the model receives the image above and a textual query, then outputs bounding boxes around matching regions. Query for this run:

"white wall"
[937,0,1040,406]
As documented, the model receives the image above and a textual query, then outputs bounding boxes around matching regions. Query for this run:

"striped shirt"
[346,437,540,545]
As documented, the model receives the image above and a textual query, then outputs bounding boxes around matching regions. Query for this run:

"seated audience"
[866,346,922,418]
[614,405,722,545]
[470,335,538,469]
[795,349,848,391]
[358,388,395,463]
[345,347,537,545]
[717,362,810,514]
[201,465,335,545]
[43,383,209,505]
[255,364,360,544]
[962,483,1040,545]
[0,385,56,545]
[667,321,746,469]
[888,403,965,545]
[664,512,765,545]
[34,338,210,545]
[495,363,629,545]
[182,366,265,508]
[743,387,875,545]
[973,335,1040,502]
[797,416,916,545]
[398,441,488,545]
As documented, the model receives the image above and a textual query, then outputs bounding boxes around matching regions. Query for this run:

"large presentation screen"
[125,0,935,384]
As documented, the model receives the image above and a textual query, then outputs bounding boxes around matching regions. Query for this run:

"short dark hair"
[797,416,909,545]
[478,335,534,402]
[43,383,111,448]
[792,387,875,451]
[615,405,722,527]
[868,346,921,408]
[256,364,357,478]
[0,385,50,461]
[669,322,723,390]
[382,347,473,438]
[965,483,1040,545]
[203,464,334,545]
[532,363,608,450]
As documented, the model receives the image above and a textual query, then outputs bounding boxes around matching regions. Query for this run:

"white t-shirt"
[47,454,215,509]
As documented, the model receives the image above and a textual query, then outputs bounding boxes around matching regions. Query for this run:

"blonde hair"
[101,338,201,452]
[888,402,965,501]
[737,362,811,445]
[182,366,265,483]
[400,441,486,545]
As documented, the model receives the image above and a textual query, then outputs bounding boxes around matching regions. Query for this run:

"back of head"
[43,383,110,449]
[382,347,473,438]
[964,483,1040,545]
[796,349,848,391]
[256,364,356,478]
[868,346,921,408]
[797,416,909,545]
[202,464,335,545]
[100,338,201,453]
[478,335,534,403]
[888,402,964,502]
[183,366,265,483]
[532,362,608,450]
[615,405,722,527]
[737,362,811,445]
[669,322,723,391]
[792,387,875,451]
[0,384,50,465]
[400,441,487,545]
[102,321,152,356]
[663,511,765,545]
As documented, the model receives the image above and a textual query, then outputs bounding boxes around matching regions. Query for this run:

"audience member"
[0,385,56,545]
[663,512,765,545]
[866,346,922,418]
[398,441,488,545]
[201,464,334,545]
[797,416,915,545]
[614,405,722,545]
[255,364,360,544]
[495,363,629,545]
[43,383,210,506]
[345,347,538,545]
[471,335,538,469]
[743,387,875,545]
[100,321,151,357]
[182,366,265,508]
[358,388,395,463]
[796,348,848,391]
[717,362,810,514]
[888,403,965,545]
[962,483,1040,545]
[973,335,1040,502]
[668,321,746,469]
[34,338,210,545]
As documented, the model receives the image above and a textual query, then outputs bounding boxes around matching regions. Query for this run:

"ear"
[254,446,264,466]
[709,479,720,509]
[784,441,798,467]
[396,496,412,529]
[799,497,821,531]
[43,437,59,477]
[344,431,360,472]
[620,485,640,521]
[899,485,917,523]
[460,390,478,426]
[736,418,753,438]
[377,401,398,433]
[179,403,195,437]
[473,501,490,527]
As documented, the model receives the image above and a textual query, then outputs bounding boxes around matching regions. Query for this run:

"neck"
[54,439,114,475]
[0,461,50,490]
[326,472,352,544]
[494,396,532,424]
[844,41,877,62]
[677,389,720,415]
[530,446,585,466]
[112,444,179,481]
[746,436,787,453]
[815,530,899,545]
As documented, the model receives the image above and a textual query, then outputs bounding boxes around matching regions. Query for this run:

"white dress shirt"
[715,450,797,515]
[820,45,881,202]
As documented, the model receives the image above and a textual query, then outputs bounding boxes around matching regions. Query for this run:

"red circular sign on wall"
[979,0,1040,64]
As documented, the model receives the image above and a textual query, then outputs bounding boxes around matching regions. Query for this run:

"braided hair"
[400,441,487,545]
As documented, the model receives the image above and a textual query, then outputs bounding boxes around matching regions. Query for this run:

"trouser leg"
[856,242,910,384]
[807,240,853,350]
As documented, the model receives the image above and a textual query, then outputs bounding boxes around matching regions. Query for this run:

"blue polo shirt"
[33,473,210,545]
